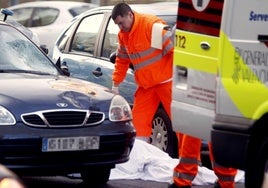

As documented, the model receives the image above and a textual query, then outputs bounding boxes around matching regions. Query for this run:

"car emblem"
[56,103,68,108]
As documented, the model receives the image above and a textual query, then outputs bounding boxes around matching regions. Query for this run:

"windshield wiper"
[0,69,53,75]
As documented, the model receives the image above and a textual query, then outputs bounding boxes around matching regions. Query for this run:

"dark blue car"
[0,15,135,185]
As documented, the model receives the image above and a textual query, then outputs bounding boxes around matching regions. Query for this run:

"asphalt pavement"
[107,179,245,188]
[22,176,245,188]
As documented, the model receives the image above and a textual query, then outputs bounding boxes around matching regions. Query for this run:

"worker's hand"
[111,86,119,94]
[111,82,119,94]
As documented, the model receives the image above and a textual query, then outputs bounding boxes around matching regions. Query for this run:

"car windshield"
[159,15,177,27]
[0,24,58,75]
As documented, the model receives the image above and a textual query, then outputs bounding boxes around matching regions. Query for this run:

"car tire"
[245,123,268,188]
[150,107,178,158]
[81,167,111,185]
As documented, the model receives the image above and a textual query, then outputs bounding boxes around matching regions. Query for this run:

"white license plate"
[42,136,100,152]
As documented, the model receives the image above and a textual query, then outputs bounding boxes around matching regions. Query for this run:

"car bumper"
[0,121,136,175]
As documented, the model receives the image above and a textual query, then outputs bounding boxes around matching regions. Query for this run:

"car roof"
[131,2,178,15]
[78,2,177,18]
[7,1,97,10]
[0,20,9,26]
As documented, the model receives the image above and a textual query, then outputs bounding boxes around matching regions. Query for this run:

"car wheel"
[150,107,178,158]
[81,167,111,185]
[262,161,268,188]
[245,120,268,188]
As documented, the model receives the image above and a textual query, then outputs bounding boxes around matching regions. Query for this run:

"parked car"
[52,2,178,157]
[1,8,40,46]
[5,1,98,57]
[0,16,135,185]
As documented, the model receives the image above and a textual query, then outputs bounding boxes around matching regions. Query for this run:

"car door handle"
[258,35,268,42]
[92,67,103,77]
[258,35,268,47]
[178,66,187,77]
[200,41,210,50]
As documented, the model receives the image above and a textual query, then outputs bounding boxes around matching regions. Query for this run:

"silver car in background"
[6,1,98,57]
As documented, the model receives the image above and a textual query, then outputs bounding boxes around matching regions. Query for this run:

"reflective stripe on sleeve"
[117,46,130,59]
[117,52,129,59]
[129,47,155,60]
[131,44,172,71]
[133,52,163,70]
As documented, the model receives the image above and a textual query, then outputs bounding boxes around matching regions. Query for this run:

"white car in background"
[6,1,98,57]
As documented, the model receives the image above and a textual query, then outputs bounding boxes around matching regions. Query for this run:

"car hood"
[0,74,113,116]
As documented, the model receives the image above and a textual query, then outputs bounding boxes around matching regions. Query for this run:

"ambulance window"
[177,0,224,37]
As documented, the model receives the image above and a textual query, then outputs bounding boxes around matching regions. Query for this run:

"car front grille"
[21,109,105,127]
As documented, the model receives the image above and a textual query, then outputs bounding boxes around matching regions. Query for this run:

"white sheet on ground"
[109,139,245,186]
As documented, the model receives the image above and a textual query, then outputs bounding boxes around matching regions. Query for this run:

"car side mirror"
[61,62,70,76]
[109,51,116,64]
[92,67,103,77]
[56,59,70,77]
[40,45,49,54]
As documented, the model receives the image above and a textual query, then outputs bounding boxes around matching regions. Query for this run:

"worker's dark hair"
[111,2,133,21]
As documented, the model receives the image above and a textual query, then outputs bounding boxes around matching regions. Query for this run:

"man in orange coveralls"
[171,133,237,188]
[111,2,174,142]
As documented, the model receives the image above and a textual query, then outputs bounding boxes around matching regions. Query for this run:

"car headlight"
[0,106,16,125]
[109,95,132,122]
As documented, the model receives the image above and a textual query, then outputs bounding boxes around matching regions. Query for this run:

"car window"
[0,25,58,75]
[31,8,59,27]
[57,22,78,52]
[11,7,59,27]
[11,8,33,27]
[71,13,104,55]
[159,15,177,27]
[101,17,119,58]
[69,5,93,17]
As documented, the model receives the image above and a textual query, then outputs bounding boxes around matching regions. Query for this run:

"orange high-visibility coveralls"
[173,133,237,188]
[112,12,174,137]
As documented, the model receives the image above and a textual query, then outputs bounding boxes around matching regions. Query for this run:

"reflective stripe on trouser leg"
[209,142,237,188]
[211,161,237,188]
[173,157,201,186]
[173,135,201,186]
[173,171,196,183]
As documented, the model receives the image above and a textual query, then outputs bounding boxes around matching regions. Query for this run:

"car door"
[57,12,136,104]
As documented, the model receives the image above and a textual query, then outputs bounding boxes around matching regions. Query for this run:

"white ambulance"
[171,0,268,187]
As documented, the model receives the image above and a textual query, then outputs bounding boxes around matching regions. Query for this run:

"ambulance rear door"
[172,0,224,140]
